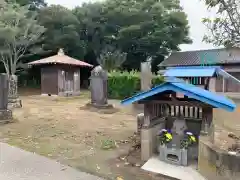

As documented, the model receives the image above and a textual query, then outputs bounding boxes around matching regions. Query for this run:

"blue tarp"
[163,66,219,77]
[121,78,236,112]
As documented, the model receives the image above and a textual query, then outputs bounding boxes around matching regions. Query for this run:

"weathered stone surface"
[8,75,22,108]
[198,137,240,180]
[0,109,13,123]
[85,102,113,109]
[0,74,8,110]
[89,66,112,108]
[137,113,144,133]
[8,98,22,109]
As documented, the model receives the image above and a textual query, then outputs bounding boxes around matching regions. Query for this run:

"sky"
[45,0,219,52]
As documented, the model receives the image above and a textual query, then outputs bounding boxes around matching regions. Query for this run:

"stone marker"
[8,75,22,108]
[140,61,152,91]
[0,74,13,122]
[88,66,113,108]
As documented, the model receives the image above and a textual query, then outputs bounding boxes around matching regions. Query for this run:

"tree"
[0,0,45,105]
[73,0,191,70]
[97,45,127,71]
[6,0,46,10]
[38,5,86,59]
[202,0,240,47]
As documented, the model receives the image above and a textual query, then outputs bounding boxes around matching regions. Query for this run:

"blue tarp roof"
[121,78,236,112]
[163,66,240,84]
[163,66,220,77]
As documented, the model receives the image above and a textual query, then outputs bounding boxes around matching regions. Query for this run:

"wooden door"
[41,67,58,95]
[64,71,74,92]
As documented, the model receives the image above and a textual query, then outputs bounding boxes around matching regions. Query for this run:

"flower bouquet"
[180,131,197,149]
[157,129,173,145]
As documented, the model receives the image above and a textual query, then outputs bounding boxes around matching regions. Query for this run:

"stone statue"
[88,66,112,108]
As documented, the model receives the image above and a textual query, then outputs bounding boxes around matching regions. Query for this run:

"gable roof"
[28,49,93,67]
[162,66,240,85]
[121,78,236,112]
[159,48,240,67]
[163,66,219,77]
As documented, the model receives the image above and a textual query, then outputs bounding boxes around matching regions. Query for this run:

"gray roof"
[159,48,240,67]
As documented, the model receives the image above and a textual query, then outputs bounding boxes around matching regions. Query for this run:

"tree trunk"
[8,75,22,108]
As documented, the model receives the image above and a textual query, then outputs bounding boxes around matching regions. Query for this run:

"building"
[159,48,240,94]
[28,49,93,96]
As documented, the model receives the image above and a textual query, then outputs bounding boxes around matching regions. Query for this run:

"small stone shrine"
[88,66,113,108]
[159,117,188,166]
[121,77,236,168]
[0,74,13,122]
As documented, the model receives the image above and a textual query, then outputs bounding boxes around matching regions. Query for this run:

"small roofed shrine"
[28,49,93,96]
[121,77,236,167]
[162,66,240,92]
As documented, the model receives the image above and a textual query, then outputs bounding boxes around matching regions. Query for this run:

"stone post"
[8,75,22,108]
[0,74,13,122]
[88,66,113,109]
[140,62,152,91]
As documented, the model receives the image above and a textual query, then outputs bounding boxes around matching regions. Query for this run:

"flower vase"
[181,148,188,166]
[158,143,166,161]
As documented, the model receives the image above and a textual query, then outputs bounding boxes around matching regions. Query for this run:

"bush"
[108,70,164,99]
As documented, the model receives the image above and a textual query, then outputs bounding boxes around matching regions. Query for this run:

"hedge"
[108,70,164,99]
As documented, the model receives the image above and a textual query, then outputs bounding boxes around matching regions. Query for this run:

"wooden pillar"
[222,78,225,92]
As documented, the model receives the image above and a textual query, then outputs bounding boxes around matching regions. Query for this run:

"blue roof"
[164,66,220,77]
[121,78,236,112]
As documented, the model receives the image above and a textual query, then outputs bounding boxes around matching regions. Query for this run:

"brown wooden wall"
[57,65,81,94]
[214,65,240,93]
[41,66,58,95]
[225,72,240,92]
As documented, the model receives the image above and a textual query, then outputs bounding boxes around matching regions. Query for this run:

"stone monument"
[8,75,22,108]
[88,66,113,108]
[159,118,188,166]
[0,74,13,123]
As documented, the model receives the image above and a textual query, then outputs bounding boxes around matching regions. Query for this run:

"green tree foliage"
[6,0,46,10]
[37,5,86,59]
[1,0,192,74]
[73,0,191,70]
[0,0,45,75]
[202,0,240,47]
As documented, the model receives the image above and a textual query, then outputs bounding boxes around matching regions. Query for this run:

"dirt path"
[0,94,159,180]
[0,142,104,180]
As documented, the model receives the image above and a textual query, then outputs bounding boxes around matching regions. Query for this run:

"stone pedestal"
[0,109,13,123]
[86,102,113,109]
[8,98,22,109]
[158,145,188,166]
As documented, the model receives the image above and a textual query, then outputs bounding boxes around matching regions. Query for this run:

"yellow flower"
[190,136,196,142]
[117,177,124,180]
[165,133,172,140]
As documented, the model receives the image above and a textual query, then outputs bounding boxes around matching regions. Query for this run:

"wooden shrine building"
[28,49,93,96]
